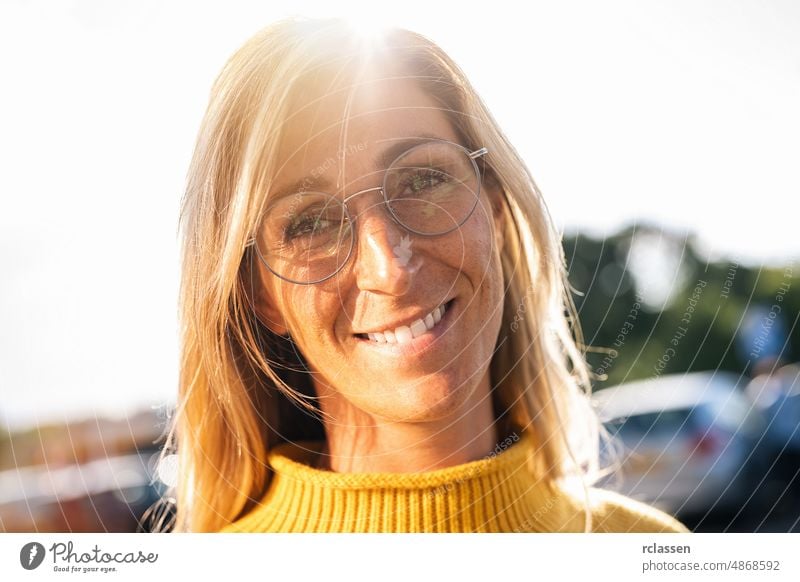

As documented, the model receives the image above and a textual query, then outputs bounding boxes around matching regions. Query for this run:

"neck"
[313,368,501,473]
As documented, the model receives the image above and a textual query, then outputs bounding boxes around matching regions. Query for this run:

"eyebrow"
[269,133,446,201]
[375,133,442,166]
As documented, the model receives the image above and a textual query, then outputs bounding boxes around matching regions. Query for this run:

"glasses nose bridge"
[342,185,385,216]
[341,184,401,233]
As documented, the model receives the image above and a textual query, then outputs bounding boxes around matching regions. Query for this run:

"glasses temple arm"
[468,147,488,159]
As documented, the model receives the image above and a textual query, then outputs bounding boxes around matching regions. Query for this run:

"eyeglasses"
[248,139,488,285]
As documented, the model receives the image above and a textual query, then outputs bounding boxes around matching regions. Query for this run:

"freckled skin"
[253,69,507,472]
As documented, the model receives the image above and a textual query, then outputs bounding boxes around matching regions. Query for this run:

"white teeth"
[362,302,448,344]
[394,326,413,343]
[410,319,427,338]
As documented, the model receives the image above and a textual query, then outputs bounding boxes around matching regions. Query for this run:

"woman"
[162,17,689,533]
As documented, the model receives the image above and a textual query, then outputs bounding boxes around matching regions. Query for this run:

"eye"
[400,169,450,195]
[283,215,338,241]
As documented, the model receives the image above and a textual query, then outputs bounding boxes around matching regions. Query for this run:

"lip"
[353,298,457,359]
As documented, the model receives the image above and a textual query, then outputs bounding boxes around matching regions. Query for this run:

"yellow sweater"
[220,431,690,533]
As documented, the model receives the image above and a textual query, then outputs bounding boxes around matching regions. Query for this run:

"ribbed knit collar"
[221,431,590,533]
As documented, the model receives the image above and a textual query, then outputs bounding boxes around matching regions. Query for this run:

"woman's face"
[253,72,506,424]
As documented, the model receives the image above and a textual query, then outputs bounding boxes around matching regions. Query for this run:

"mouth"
[353,298,457,357]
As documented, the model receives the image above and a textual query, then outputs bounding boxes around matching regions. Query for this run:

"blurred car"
[745,363,800,495]
[592,370,767,517]
[0,446,169,532]
[746,364,800,452]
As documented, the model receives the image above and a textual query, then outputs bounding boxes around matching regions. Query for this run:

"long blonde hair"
[158,17,604,532]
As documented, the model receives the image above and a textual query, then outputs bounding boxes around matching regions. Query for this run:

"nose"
[349,197,418,295]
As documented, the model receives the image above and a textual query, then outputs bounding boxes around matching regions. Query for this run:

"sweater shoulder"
[554,480,690,533]
[584,487,691,533]
[218,507,270,533]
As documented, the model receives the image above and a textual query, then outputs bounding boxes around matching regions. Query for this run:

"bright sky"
[1,0,798,429]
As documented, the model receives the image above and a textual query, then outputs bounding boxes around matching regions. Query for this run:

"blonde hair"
[156,17,605,533]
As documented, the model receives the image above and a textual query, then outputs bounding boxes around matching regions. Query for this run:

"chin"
[366,377,475,423]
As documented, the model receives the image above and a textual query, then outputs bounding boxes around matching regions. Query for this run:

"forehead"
[272,74,461,191]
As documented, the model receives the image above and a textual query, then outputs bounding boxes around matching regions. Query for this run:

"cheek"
[461,201,498,269]
[468,200,505,307]
[278,288,326,342]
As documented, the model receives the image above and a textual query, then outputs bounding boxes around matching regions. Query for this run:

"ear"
[254,293,290,337]
[247,257,290,337]
[488,184,507,256]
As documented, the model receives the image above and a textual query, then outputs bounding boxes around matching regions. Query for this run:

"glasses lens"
[384,141,480,235]
[257,192,353,284]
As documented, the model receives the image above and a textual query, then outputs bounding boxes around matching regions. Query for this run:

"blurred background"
[1,0,798,532]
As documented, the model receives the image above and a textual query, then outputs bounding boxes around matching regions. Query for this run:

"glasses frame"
[248,139,489,285]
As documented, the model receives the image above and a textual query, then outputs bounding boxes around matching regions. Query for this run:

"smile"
[357,300,452,344]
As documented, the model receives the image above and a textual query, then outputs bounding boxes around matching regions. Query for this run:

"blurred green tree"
[563,223,799,390]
